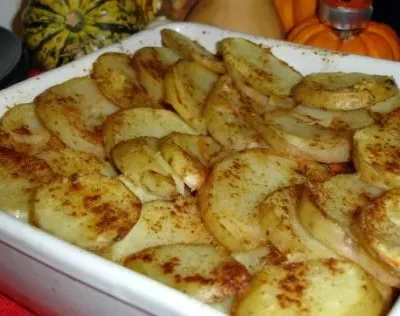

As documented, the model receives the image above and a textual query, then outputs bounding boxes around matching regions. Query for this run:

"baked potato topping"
[2,28,400,315]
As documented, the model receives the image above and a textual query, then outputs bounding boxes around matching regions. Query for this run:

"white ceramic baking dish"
[1,22,400,316]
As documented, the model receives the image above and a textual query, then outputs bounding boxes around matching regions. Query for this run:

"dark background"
[372,0,400,34]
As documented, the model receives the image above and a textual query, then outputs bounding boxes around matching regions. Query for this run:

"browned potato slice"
[132,47,181,103]
[164,60,219,133]
[35,77,118,158]
[33,173,141,252]
[103,108,198,158]
[204,76,268,151]
[293,105,374,130]
[0,103,63,155]
[92,52,159,109]
[161,29,225,74]
[159,135,207,191]
[352,189,400,276]
[164,133,226,167]
[219,37,302,96]
[259,186,337,262]
[108,197,217,262]
[124,244,251,304]
[232,245,286,276]
[0,147,56,222]
[369,90,400,120]
[198,149,308,252]
[354,117,400,189]
[298,179,400,287]
[38,147,117,178]
[261,111,351,163]
[233,259,388,316]
[232,78,295,115]
[112,138,183,202]
[292,72,397,111]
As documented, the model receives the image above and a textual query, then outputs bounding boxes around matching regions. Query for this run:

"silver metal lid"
[319,2,373,31]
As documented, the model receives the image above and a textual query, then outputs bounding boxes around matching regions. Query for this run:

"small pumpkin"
[287,16,400,61]
[273,0,318,34]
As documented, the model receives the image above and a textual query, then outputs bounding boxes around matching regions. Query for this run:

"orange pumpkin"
[273,0,318,33]
[287,17,400,61]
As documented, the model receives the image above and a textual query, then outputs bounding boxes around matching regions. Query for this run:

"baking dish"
[1,22,400,316]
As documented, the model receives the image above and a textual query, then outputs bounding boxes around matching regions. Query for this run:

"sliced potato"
[38,147,117,178]
[0,147,56,222]
[232,78,295,115]
[161,29,225,74]
[369,90,400,120]
[261,111,351,163]
[163,133,227,167]
[292,72,397,111]
[124,244,251,304]
[259,186,337,262]
[232,245,286,276]
[203,76,268,151]
[298,189,400,287]
[112,138,183,202]
[198,149,308,252]
[159,135,207,191]
[35,77,118,158]
[132,46,181,103]
[33,173,141,252]
[164,60,219,133]
[354,117,400,189]
[103,108,198,158]
[233,259,387,316]
[352,189,400,275]
[219,37,302,96]
[0,103,63,155]
[92,52,159,109]
[108,197,217,262]
[293,105,374,130]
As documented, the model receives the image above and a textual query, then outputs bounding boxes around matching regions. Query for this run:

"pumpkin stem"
[65,11,85,32]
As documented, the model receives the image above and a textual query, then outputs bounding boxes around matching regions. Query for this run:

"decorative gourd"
[273,0,318,34]
[185,0,284,39]
[288,16,400,61]
[22,0,194,70]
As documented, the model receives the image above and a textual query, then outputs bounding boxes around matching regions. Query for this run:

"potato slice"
[124,244,251,304]
[35,77,118,158]
[112,138,183,202]
[233,259,387,316]
[92,52,159,109]
[298,188,400,287]
[132,47,181,103]
[232,245,286,276]
[292,72,397,111]
[164,60,219,133]
[198,149,308,252]
[163,133,226,167]
[159,135,207,191]
[0,147,56,222]
[103,108,198,158]
[0,103,63,155]
[219,37,302,96]
[161,29,225,74]
[261,111,351,163]
[38,147,117,178]
[293,105,374,130]
[259,186,337,262]
[108,197,217,262]
[354,117,400,189]
[203,76,268,151]
[232,78,295,115]
[33,173,141,252]
[369,90,400,120]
